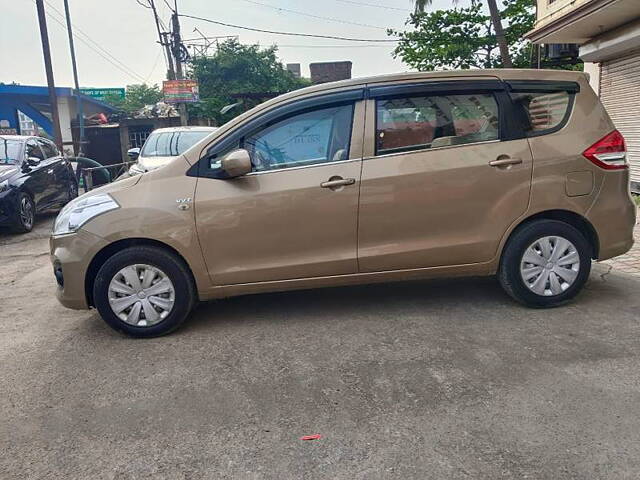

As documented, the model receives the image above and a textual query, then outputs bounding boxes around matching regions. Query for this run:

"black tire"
[498,219,592,308]
[93,246,196,338]
[12,192,35,233]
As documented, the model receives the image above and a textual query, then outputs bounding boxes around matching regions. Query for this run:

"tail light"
[582,130,628,170]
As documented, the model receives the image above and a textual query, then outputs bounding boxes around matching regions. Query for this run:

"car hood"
[0,165,19,182]
[137,156,175,172]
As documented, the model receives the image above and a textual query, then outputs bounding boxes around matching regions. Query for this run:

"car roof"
[151,126,218,133]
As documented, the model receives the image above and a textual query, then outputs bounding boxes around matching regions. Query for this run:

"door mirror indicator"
[127,148,141,160]
[221,149,252,178]
[26,157,41,167]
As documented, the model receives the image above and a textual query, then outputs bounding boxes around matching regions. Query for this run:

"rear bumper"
[50,229,109,310]
[586,173,637,261]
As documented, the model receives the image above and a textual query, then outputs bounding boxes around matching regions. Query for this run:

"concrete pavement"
[1,215,640,479]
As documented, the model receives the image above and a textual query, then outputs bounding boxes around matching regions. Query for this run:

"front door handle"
[321,177,356,189]
[489,157,523,167]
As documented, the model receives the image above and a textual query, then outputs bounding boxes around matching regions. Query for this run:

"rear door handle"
[489,157,523,167]
[321,177,356,189]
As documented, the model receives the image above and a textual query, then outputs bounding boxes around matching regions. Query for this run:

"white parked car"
[127,126,218,175]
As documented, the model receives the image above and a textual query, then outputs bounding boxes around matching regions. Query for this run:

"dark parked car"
[0,135,77,232]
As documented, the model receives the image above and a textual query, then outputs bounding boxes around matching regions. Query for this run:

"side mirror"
[221,149,252,178]
[26,157,41,167]
[127,148,141,160]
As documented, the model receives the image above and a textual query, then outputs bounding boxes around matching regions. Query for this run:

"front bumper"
[50,229,109,310]
[0,188,19,227]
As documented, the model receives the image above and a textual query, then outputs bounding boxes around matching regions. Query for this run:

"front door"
[358,82,533,271]
[195,100,363,285]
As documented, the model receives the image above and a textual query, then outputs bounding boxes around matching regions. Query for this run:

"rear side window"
[376,93,499,155]
[509,91,572,136]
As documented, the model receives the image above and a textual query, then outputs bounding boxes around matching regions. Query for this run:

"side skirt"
[199,261,497,300]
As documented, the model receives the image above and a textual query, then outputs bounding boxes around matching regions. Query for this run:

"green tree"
[187,39,310,125]
[413,0,513,67]
[393,0,534,71]
[103,84,164,114]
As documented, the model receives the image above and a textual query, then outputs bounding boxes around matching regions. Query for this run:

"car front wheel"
[498,219,592,308]
[13,192,35,233]
[93,246,196,337]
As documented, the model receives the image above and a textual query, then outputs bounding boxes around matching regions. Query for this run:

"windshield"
[140,130,212,157]
[0,138,23,165]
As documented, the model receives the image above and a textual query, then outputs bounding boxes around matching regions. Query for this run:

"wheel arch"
[500,210,600,263]
[85,237,198,307]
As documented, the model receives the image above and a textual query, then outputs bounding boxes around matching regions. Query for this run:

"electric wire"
[239,0,387,30]
[179,13,399,42]
[42,1,147,82]
[334,0,407,11]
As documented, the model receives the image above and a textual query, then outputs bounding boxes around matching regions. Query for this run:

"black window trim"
[188,88,364,179]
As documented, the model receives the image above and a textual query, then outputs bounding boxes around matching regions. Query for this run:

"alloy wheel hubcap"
[108,264,175,327]
[20,197,33,229]
[520,236,580,296]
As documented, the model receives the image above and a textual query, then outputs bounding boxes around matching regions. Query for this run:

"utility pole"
[149,0,176,80]
[171,1,188,126]
[35,0,63,151]
[63,0,85,156]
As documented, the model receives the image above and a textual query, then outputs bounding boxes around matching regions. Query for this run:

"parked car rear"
[50,69,636,337]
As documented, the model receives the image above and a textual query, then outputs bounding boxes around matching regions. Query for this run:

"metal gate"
[600,49,640,192]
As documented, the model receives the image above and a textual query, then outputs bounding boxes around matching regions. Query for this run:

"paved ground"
[1,213,640,479]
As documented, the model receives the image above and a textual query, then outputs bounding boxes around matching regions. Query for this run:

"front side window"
[26,140,44,160]
[141,130,213,157]
[376,93,500,155]
[38,139,59,159]
[510,91,571,135]
[244,104,354,172]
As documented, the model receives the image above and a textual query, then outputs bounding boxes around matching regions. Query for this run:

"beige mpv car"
[51,69,636,337]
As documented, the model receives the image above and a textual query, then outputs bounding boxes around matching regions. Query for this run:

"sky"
[0,0,458,89]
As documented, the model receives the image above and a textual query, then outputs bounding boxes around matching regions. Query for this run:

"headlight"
[128,163,145,175]
[0,180,8,193]
[53,193,119,236]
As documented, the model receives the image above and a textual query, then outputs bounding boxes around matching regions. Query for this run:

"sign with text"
[163,80,199,103]
[80,88,125,101]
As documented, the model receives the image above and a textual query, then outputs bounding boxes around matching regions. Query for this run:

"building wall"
[583,62,601,93]
[310,62,352,84]
[534,0,593,29]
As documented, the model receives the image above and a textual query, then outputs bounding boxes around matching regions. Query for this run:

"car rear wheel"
[12,193,35,233]
[93,246,196,337]
[498,219,592,308]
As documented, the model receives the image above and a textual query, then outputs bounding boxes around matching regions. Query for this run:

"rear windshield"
[0,138,23,165]
[509,91,572,135]
[140,130,212,157]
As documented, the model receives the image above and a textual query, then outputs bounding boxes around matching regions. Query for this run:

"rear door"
[357,79,533,271]
[24,139,48,208]
[37,139,68,204]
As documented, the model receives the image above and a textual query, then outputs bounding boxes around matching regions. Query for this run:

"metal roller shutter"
[600,49,640,191]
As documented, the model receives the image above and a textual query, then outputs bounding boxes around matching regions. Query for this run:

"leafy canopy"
[390,0,535,71]
[103,84,164,114]
[187,39,310,125]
